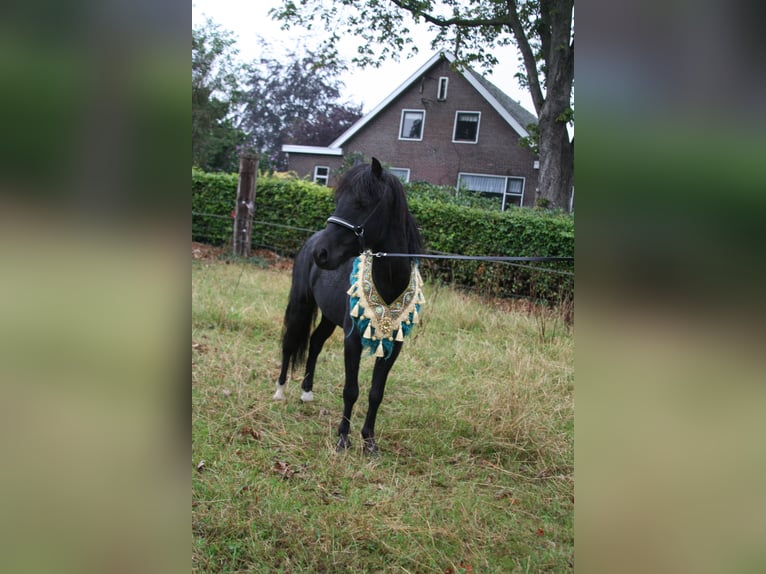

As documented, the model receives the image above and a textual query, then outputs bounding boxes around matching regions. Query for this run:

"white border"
[456,171,526,210]
[388,167,411,182]
[437,76,449,101]
[452,111,481,143]
[282,145,343,156]
[313,165,330,186]
[398,109,425,141]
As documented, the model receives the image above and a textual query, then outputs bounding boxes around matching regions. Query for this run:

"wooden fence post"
[233,154,259,257]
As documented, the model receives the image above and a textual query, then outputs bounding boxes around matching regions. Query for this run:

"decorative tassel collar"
[347,250,425,359]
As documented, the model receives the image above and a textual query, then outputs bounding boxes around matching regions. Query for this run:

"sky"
[192,0,537,117]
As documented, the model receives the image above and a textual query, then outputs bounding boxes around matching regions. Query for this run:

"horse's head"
[313,157,408,269]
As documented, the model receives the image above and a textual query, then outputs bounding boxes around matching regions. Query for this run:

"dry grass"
[192,256,573,573]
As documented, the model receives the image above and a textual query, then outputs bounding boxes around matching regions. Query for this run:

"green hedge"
[192,168,335,251]
[409,199,573,302]
[192,169,574,302]
[192,168,238,245]
[251,178,335,254]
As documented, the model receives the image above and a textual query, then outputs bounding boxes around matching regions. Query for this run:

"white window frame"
[398,109,425,141]
[437,76,449,101]
[388,167,410,183]
[313,165,330,186]
[452,111,481,144]
[457,171,526,211]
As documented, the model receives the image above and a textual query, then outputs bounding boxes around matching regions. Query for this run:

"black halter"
[326,197,383,254]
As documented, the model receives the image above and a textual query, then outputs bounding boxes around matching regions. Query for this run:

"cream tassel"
[350,302,360,318]
[412,307,420,324]
[395,328,404,342]
[375,341,385,357]
[363,323,373,339]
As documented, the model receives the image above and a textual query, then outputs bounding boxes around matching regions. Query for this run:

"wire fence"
[192,212,317,254]
[192,211,573,304]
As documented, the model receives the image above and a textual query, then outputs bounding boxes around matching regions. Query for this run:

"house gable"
[332,52,534,147]
[281,52,541,207]
[339,57,537,187]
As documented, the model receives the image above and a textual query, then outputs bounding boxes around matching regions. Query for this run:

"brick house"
[282,52,541,209]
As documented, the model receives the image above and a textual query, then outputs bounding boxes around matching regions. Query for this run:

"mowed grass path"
[192,257,573,573]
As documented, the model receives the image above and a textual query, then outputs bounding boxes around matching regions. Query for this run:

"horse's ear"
[371,157,383,179]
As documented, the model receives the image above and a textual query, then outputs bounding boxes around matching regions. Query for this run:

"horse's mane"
[334,163,423,256]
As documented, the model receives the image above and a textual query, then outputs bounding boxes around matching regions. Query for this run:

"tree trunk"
[233,154,258,257]
[506,0,574,210]
[536,105,574,210]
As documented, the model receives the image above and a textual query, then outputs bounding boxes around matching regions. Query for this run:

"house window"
[457,172,525,211]
[452,111,481,143]
[504,177,524,208]
[399,109,425,141]
[313,166,330,186]
[388,167,410,183]
[437,77,448,101]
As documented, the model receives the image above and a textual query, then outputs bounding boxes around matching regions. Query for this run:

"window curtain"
[506,178,523,196]
[459,174,505,194]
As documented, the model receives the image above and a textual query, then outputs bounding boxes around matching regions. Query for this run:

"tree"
[192,19,247,172]
[239,48,362,170]
[283,105,364,148]
[270,0,573,209]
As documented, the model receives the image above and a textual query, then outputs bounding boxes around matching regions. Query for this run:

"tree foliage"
[271,0,574,209]
[192,20,361,173]
[192,19,248,172]
[283,105,363,148]
[239,48,363,170]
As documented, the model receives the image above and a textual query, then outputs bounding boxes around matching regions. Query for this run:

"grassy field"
[192,252,574,573]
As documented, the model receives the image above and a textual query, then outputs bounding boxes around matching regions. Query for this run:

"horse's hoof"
[300,390,314,402]
[273,384,286,400]
[335,435,351,452]
[363,437,380,457]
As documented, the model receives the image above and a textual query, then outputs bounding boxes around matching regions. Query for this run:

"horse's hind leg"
[273,337,293,400]
[274,298,316,401]
[300,316,336,402]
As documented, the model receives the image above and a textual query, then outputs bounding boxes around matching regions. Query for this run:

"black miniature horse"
[273,158,423,454]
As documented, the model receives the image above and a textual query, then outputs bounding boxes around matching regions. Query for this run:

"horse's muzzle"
[312,227,357,270]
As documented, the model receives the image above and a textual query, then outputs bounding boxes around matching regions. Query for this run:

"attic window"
[399,109,425,141]
[453,111,481,143]
[437,77,448,101]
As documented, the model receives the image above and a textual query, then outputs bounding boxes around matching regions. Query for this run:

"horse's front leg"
[337,331,362,452]
[361,342,402,455]
[300,316,336,402]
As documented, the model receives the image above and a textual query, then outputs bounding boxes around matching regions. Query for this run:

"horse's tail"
[281,244,317,372]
